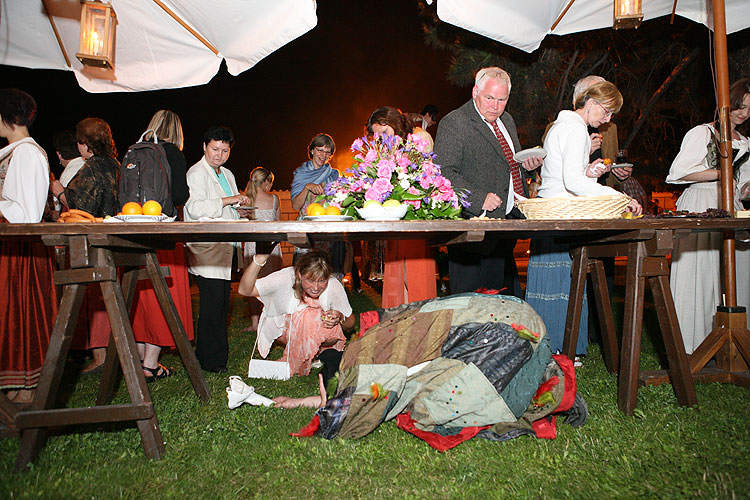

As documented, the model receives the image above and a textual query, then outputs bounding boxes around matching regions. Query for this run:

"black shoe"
[205,366,227,374]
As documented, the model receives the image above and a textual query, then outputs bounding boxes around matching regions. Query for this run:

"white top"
[667,124,750,211]
[59,156,85,187]
[0,137,49,223]
[184,156,241,280]
[539,110,619,198]
[255,267,353,357]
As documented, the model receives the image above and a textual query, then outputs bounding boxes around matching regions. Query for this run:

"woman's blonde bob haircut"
[574,81,623,115]
[144,109,184,150]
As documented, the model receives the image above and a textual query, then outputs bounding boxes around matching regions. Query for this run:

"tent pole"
[550,0,577,32]
[151,0,219,56]
[41,0,71,67]
[712,0,737,306]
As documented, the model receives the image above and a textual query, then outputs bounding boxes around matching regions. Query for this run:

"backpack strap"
[138,129,159,144]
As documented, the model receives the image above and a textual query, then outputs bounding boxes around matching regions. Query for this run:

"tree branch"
[622,47,700,150]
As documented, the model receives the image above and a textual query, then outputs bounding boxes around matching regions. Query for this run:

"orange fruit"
[324,205,341,216]
[306,203,325,216]
[121,202,143,215]
[142,200,162,216]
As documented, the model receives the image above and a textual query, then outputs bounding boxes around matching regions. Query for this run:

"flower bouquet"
[318,133,470,220]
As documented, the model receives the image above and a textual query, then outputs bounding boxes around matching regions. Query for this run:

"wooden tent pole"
[41,0,71,67]
[551,0,577,32]
[712,0,738,306]
[151,0,219,55]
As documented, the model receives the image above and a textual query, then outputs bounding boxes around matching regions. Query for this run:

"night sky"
[3,1,469,190]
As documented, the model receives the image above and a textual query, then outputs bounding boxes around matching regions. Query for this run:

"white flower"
[399,178,411,190]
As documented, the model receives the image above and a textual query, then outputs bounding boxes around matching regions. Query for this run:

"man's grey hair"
[475,67,512,93]
[572,75,605,105]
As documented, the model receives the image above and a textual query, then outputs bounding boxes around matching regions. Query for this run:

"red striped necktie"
[487,119,524,196]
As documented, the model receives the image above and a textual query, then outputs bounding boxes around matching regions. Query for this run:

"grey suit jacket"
[434,99,530,218]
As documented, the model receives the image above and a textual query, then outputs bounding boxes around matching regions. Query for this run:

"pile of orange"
[306,203,341,216]
[120,200,163,216]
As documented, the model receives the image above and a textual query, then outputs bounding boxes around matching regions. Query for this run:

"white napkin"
[226,375,275,409]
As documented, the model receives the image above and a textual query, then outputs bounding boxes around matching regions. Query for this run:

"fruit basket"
[515,194,632,219]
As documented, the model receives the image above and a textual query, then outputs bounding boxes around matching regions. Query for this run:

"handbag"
[247,331,290,380]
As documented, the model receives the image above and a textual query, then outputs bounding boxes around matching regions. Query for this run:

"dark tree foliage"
[417,2,750,185]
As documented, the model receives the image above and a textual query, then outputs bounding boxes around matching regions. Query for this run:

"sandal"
[143,363,175,383]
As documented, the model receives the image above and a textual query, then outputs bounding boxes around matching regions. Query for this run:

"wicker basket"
[515,194,632,219]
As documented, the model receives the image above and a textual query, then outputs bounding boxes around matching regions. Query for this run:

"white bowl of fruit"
[356,199,408,221]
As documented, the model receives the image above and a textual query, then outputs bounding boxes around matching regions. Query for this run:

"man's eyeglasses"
[314,147,332,156]
[593,100,614,118]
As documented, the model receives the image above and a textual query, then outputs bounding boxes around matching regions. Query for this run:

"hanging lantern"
[75,1,117,70]
[613,0,643,30]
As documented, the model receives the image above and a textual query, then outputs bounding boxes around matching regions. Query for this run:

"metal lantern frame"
[613,0,644,29]
[75,0,117,69]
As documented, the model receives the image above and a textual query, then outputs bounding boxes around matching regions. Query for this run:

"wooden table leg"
[563,246,588,359]
[99,269,165,461]
[618,241,646,416]
[649,273,697,407]
[589,259,619,373]
[15,283,86,471]
[144,252,210,402]
[97,268,141,405]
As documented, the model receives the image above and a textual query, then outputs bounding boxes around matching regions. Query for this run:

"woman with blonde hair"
[239,249,353,382]
[526,81,641,361]
[243,166,282,331]
[143,109,189,216]
[129,110,194,382]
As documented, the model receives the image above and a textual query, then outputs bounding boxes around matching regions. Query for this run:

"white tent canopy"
[0,0,317,92]
[434,0,749,53]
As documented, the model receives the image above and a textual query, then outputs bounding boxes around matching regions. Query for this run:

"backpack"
[119,130,175,216]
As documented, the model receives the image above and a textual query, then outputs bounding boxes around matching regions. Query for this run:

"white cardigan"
[539,110,619,198]
[184,156,241,280]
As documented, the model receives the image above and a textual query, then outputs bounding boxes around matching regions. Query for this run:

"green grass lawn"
[2,279,749,499]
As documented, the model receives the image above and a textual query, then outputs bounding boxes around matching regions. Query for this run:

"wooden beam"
[551,0,577,32]
[41,0,71,67]
[151,0,219,55]
[670,0,678,24]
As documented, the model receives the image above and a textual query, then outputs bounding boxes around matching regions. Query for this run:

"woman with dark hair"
[185,126,251,373]
[666,78,750,354]
[239,249,354,382]
[51,117,119,217]
[0,88,57,404]
[290,133,338,214]
[366,106,438,308]
[49,117,121,373]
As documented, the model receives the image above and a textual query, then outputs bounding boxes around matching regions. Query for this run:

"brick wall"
[272,189,296,267]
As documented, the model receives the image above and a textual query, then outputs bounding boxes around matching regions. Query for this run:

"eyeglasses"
[593,100,614,118]
[313,147,332,156]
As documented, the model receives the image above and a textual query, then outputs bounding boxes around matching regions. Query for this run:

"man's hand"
[611,165,632,181]
[521,155,543,171]
[589,132,602,155]
[481,192,503,212]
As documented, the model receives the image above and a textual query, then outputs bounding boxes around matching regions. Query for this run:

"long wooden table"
[1,218,749,469]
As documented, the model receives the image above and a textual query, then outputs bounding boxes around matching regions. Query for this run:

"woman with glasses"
[666,78,750,354]
[525,81,641,363]
[290,134,342,267]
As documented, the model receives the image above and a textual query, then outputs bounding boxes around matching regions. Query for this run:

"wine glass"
[616,149,628,164]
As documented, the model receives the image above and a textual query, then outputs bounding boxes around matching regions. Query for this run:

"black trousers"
[447,239,522,297]
[194,274,231,370]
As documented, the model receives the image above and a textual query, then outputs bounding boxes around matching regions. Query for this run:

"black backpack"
[119,130,175,216]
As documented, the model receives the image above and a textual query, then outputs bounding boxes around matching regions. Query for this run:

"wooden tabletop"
[2,218,749,246]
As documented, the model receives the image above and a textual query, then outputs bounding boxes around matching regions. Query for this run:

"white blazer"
[184,156,241,280]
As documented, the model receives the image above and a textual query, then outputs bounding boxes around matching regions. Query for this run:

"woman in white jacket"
[185,126,252,373]
[526,81,640,361]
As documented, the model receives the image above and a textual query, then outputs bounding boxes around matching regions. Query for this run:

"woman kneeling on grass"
[238,248,354,382]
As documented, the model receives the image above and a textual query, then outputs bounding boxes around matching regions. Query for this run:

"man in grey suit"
[435,67,542,296]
